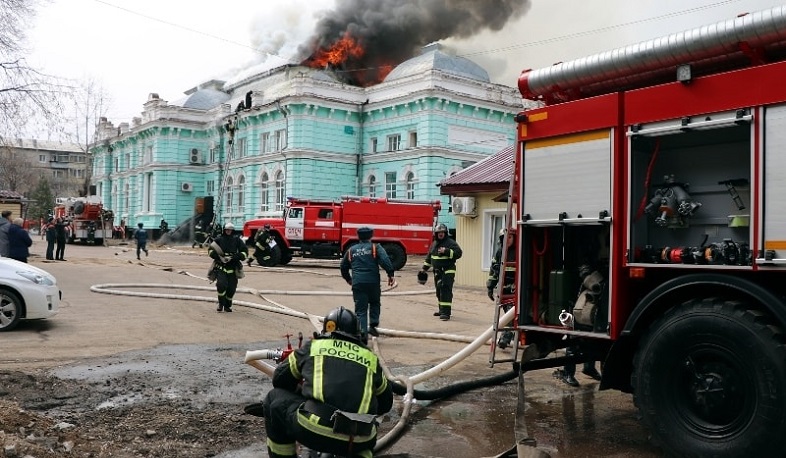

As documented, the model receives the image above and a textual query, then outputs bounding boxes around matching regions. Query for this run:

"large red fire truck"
[53,197,111,245]
[492,6,786,457]
[242,195,441,270]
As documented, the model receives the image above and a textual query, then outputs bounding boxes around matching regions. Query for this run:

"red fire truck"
[53,197,111,245]
[492,6,786,457]
[242,195,441,270]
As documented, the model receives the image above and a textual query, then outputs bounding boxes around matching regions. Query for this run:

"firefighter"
[134,222,149,260]
[340,227,395,343]
[248,224,275,267]
[263,307,393,458]
[487,228,516,349]
[420,223,462,321]
[208,222,248,312]
[193,220,210,248]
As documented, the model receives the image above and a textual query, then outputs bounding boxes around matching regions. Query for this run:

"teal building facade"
[92,44,531,231]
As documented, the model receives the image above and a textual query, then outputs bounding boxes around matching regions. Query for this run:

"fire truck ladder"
[210,115,238,236]
[489,148,521,367]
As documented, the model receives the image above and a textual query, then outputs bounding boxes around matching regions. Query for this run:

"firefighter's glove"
[417,270,428,285]
[220,255,232,264]
[231,254,242,262]
[487,288,495,301]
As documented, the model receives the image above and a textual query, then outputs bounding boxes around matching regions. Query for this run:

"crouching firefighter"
[249,224,275,266]
[263,307,393,458]
[208,222,248,312]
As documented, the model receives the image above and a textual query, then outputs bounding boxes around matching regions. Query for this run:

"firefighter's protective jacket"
[273,336,393,419]
[208,233,248,270]
[254,229,274,251]
[340,241,395,285]
[422,236,462,273]
[487,239,516,294]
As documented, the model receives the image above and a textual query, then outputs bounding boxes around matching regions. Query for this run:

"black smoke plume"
[298,0,531,86]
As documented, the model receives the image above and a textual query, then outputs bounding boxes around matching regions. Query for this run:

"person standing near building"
[134,223,149,260]
[44,217,56,260]
[54,217,68,261]
[340,226,395,343]
[8,218,32,263]
[487,228,516,349]
[420,223,462,321]
[208,222,248,312]
[0,210,11,257]
[262,306,393,458]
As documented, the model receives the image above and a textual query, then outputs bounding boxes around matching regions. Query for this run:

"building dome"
[173,87,231,110]
[384,43,490,83]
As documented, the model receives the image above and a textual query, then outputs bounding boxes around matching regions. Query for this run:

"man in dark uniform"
[248,224,275,266]
[487,228,516,348]
[340,227,395,343]
[263,307,393,458]
[420,223,462,321]
[208,222,248,312]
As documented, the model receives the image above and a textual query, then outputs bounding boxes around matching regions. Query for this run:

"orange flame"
[308,32,365,69]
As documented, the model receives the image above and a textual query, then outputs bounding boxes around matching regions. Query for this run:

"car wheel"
[0,289,24,332]
[632,298,786,457]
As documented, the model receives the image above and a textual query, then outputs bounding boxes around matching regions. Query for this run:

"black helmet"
[322,306,361,341]
[357,226,373,240]
[434,223,448,234]
[417,270,428,285]
[263,224,271,230]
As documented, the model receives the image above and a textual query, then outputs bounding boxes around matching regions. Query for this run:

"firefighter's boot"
[439,306,451,321]
[497,331,514,349]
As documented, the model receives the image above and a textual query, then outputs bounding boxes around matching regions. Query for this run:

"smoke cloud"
[297,0,531,85]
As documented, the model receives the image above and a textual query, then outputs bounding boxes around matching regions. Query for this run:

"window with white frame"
[115,158,119,172]
[260,173,270,212]
[387,134,401,151]
[483,212,507,271]
[125,153,130,169]
[237,175,246,213]
[260,133,270,154]
[408,131,417,148]
[405,171,416,199]
[370,137,378,152]
[368,175,377,197]
[225,177,234,213]
[237,138,247,158]
[124,182,130,210]
[209,147,217,163]
[207,180,215,195]
[275,170,285,212]
[385,172,396,198]
[52,170,64,178]
[38,154,46,163]
[144,146,152,164]
[275,129,287,151]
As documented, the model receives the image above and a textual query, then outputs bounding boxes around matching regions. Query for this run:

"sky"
[25,0,786,133]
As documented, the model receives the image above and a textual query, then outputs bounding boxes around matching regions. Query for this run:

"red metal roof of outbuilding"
[439,146,513,195]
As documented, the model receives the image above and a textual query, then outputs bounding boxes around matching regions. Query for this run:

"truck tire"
[259,246,281,267]
[632,298,786,457]
[382,243,406,271]
[279,248,293,265]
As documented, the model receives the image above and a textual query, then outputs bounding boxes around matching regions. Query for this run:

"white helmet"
[224,222,235,231]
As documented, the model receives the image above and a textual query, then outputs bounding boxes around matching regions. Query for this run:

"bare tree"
[0,0,64,139]
[64,77,111,196]
[0,142,40,193]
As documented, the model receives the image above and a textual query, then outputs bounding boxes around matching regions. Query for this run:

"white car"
[0,258,60,331]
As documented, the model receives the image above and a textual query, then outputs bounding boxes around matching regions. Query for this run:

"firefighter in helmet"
[263,306,393,458]
[487,228,517,348]
[249,224,276,267]
[420,223,462,320]
[208,222,248,312]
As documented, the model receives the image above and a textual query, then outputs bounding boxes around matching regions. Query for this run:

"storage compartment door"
[523,130,612,221]
[763,104,786,260]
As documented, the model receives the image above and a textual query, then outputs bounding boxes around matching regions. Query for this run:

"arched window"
[260,172,269,212]
[275,170,285,212]
[225,176,234,213]
[405,171,416,200]
[368,175,377,197]
[237,175,246,213]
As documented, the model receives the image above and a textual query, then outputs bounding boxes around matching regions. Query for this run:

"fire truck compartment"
[628,111,752,267]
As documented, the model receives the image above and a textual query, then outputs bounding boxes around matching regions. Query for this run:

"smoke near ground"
[297,0,532,85]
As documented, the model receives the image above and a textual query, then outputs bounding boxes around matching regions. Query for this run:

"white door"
[285,207,304,241]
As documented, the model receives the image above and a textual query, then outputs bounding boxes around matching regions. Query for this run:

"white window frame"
[260,133,270,154]
[385,172,397,198]
[368,175,377,198]
[371,137,378,153]
[275,129,287,151]
[409,131,417,148]
[387,134,401,152]
[275,170,285,212]
[260,173,270,212]
[482,210,507,271]
[405,171,416,200]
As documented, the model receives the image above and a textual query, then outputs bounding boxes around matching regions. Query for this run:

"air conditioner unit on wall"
[189,148,202,165]
[181,182,194,192]
[451,196,477,216]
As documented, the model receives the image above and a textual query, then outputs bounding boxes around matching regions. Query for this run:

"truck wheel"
[632,298,786,457]
[382,243,406,270]
[260,246,281,267]
[279,249,293,265]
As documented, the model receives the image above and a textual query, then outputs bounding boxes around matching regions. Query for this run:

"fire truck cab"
[493,6,786,457]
